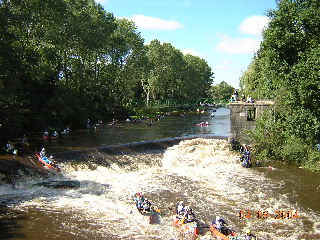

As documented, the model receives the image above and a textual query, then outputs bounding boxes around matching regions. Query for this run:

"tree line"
[0,0,214,140]
[240,0,320,169]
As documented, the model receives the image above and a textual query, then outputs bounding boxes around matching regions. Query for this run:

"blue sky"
[96,0,277,88]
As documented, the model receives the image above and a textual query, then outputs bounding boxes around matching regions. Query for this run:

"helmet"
[178,201,184,205]
[245,228,251,234]
[185,206,191,212]
[216,216,221,221]
[136,192,142,197]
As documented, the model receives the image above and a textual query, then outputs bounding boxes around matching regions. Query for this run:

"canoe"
[173,216,199,239]
[210,224,237,240]
[134,200,161,224]
[35,153,60,172]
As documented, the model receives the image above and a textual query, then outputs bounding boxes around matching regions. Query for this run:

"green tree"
[241,0,320,167]
[209,81,234,103]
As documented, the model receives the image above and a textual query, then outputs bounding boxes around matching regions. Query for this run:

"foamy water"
[1,138,320,240]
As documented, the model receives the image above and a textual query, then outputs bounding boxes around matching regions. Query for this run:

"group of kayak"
[239,145,252,168]
[133,193,256,239]
[35,147,61,172]
[230,138,253,168]
[43,127,71,140]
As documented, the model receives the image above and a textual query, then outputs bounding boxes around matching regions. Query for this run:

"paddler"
[244,228,256,240]
[213,216,228,234]
[5,141,14,154]
[142,198,152,212]
[182,206,196,223]
[39,147,54,165]
[134,192,145,210]
[40,147,46,158]
[176,201,185,216]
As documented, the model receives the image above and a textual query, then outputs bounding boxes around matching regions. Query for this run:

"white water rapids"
[1,138,320,240]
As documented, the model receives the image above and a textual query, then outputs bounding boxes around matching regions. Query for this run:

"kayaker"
[183,206,196,223]
[240,147,252,168]
[176,201,185,216]
[40,147,46,158]
[39,148,54,165]
[134,192,145,210]
[142,198,152,212]
[52,130,59,137]
[5,141,14,153]
[39,147,52,165]
[244,229,256,240]
[214,216,227,234]
[87,118,92,128]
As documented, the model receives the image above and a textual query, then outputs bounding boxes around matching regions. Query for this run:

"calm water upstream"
[1,108,320,240]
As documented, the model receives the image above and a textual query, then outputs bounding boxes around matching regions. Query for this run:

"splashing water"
[1,138,319,240]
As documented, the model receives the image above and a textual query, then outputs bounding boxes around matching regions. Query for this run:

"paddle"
[152,206,161,213]
[176,216,185,225]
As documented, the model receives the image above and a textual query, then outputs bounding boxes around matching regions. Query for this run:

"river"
[0,108,320,240]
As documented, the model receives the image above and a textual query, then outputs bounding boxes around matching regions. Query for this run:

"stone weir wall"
[0,135,228,184]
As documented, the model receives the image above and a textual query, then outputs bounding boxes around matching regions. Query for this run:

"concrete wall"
[228,101,274,121]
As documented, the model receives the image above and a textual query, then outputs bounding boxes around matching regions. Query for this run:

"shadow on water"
[258,165,320,214]
[0,206,25,239]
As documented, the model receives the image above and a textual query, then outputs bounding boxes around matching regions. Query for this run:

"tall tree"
[241,0,320,166]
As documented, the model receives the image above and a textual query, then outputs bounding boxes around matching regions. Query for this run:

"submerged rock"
[33,180,80,189]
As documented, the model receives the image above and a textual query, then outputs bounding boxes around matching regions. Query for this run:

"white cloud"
[182,49,202,57]
[239,16,270,36]
[216,35,260,54]
[129,15,183,30]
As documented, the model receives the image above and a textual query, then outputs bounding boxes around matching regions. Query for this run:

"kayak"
[173,216,199,239]
[35,153,60,172]
[210,224,237,240]
[134,199,161,224]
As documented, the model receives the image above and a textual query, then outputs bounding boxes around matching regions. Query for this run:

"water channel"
[0,108,320,240]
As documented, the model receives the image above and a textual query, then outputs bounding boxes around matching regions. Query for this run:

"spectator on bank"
[247,96,255,103]
[234,90,239,100]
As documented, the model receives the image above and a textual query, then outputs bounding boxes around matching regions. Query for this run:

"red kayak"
[35,153,60,172]
[173,216,199,239]
[210,224,237,240]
